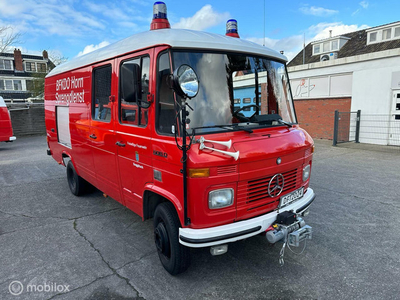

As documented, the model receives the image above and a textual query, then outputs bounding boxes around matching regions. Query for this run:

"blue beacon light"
[151,2,171,30]
[226,19,240,38]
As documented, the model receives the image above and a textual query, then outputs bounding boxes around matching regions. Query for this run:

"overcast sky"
[0,0,399,61]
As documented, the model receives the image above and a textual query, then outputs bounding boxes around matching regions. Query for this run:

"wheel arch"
[143,185,183,226]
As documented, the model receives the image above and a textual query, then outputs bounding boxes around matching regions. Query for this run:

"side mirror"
[171,65,199,100]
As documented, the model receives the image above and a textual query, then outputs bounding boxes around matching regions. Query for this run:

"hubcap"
[154,222,170,257]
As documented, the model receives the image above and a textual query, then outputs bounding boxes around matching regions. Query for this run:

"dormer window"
[369,32,377,42]
[323,42,330,52]
[313,44,321,55]
[0,59,12,70]
[395,27,400,38]
[366,22,400,44]
[382,28,392,40]
[332,40,339,50]
[312,36,350,56]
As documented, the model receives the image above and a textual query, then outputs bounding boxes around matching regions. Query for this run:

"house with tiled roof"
[287,21,400,145]
[0,49,53,102]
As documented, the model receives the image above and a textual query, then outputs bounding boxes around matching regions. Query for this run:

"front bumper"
[179,188,315,248]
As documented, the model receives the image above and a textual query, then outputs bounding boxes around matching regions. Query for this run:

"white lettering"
[55,90,85,104]
[132,163,144,169]
[127,142,147,149]
[70,76,83,89]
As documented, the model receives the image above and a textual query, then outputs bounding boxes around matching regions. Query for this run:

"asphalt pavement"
[0,136,399,300]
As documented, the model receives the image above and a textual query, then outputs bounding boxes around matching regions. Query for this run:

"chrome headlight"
[303,164,311,182]
[208,188,234,209]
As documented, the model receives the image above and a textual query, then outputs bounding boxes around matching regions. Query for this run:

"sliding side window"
[92,65,112,122]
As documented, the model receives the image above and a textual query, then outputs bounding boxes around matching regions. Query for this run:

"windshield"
[157,51,297,135]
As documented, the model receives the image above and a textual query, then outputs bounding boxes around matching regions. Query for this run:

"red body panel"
[45,45,314,231]
[0,106,14,142]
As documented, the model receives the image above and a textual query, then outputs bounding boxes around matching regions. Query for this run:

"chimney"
[42,50,48,60]
[14,48,23,72]
[329,30,332,38]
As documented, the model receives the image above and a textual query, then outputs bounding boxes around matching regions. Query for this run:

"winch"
[266,211,312,265]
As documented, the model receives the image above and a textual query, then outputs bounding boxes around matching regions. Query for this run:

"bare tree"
[0,25,21,53]
[48,50,68,69]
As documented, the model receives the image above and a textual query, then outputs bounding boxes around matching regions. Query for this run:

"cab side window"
[119,56,149,126]
[156,52,175,134]
[92,65,112,122]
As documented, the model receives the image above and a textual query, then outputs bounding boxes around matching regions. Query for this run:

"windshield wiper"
[277,119,293,128]
[193,124,253,133]
[231,123,253,133]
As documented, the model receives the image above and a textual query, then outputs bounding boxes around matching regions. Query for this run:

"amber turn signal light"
[188,168,210,178]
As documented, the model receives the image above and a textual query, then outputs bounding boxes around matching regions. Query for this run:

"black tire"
[66,161,88,196]
[153,202,191,275]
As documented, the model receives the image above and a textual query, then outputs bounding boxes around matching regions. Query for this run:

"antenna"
[263,0,266,46]
[303,32,305,65]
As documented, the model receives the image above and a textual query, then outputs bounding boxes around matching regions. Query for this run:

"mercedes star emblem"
[268,174,285,197]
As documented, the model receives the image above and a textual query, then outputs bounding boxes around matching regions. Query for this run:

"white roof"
[47,29,286,77]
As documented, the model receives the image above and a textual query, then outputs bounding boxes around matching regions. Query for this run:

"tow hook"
[265,211,312,266]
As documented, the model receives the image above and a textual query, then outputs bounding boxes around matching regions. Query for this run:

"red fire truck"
[0,96,16,143]
[45,2,315,275]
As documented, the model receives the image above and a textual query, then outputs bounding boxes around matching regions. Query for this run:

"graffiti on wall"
[295,79,315,98]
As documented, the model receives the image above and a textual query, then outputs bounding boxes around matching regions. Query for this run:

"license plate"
[280,187,304,208]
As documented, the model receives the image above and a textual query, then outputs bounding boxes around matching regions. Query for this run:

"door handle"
[116,141,126,147]
[89,134,97,139]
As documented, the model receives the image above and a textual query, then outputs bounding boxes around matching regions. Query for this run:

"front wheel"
[153,202,191,275]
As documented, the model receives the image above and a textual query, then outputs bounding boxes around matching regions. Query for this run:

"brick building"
[0,49,53,102]
[287,21,400,145]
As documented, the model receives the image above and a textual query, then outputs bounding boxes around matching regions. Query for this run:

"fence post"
[333,110,339,146]
[355,110,361,143]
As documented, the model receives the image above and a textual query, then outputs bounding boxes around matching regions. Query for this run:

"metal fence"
[333,110,400,148]
[333,110,360,145]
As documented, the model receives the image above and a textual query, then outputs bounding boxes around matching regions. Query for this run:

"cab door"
[114,51,154,215]
[89,63,121,202]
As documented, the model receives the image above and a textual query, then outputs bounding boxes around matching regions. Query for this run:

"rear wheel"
[153,202,191,275]
[66,161,88,196]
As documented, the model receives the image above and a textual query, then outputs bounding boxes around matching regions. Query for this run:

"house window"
[382,28,392,40]
[4,60,12,70]
[0,59,12,70]
[25,62,36,72]
[234,98,240,104]
[0,80,4,90]
[5,80,13,90]
[395,27,400,38]
[243,98,251,104]
[37,63,46,72]
[13,80,22,91]
[323,42,330,52]
[331,40,338,50]
[313,44,320,54]
[369,32,377,42]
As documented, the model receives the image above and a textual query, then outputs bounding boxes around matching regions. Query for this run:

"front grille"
[247,169,298,203]
[217,165,237,175]
[237,168,301,215]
